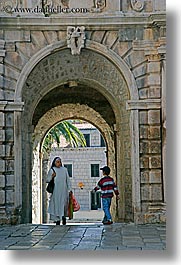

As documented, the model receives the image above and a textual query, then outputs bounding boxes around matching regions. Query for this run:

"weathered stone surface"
[148,110,160,124]
[0,0,166,224]
[0,190,5,204]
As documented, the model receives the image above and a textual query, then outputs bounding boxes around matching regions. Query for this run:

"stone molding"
[126,99,161,110]
[0,101,24,111]
[0,14,166,30]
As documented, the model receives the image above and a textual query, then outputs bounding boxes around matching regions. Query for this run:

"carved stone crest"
[130,0,144,12]
[67,26,86,55]
[91,0,106,13]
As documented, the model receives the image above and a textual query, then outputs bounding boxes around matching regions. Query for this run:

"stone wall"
[0,0,166,224]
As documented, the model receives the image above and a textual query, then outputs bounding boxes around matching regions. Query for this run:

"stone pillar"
[0,102,24,224]
[127,99,162,223]
[0,104,6,222]
[158,36,166,205]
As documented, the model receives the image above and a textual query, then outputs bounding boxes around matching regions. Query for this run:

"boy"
[93,166,120,225]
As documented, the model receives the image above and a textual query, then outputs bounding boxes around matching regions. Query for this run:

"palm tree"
[42,120,86,153]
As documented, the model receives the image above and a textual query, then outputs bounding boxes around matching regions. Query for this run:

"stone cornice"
[0,101,24,111]
[0,13,166,30]
[126,99,161,110]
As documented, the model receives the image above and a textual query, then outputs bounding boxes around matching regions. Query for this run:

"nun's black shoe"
[62,216,66,225]
[56,220,60,225]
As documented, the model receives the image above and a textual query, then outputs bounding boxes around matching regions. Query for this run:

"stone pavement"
[0,222,166,251]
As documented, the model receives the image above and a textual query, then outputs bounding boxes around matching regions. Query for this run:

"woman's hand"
[52,172,56,178]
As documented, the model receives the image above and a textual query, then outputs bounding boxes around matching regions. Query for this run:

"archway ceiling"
[32,83,116,127]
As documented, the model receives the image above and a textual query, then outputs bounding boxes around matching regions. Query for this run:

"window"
[91,164,99,178]
[64,164,73,177]
[100,134,106,147]
[83,134,90,147]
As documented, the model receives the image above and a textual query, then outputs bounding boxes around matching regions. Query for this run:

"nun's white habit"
[47,166,71,221]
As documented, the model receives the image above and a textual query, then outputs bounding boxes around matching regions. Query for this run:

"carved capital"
[145,53,161,62]
[67,26,86,55]
[130,0,144,12]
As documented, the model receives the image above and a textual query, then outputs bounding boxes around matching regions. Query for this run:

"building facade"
[49,124,106,211]
[0,0,166,224]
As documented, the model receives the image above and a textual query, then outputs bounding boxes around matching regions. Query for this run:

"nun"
[46,157,72,225]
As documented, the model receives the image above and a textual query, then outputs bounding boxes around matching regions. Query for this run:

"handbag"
[46,168,55,193]
[72,194,80,212]
[68,193,80,219]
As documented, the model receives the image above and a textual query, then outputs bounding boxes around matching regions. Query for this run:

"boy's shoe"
[56,220,60,225]
[103,220,113,225]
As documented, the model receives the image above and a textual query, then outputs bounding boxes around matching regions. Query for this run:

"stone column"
[158,36,166,205]
[0,104,6,223]
[0,102,24,224]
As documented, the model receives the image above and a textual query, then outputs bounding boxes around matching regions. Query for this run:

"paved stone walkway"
[0,222,166,250]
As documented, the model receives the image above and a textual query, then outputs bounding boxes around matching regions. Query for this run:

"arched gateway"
[15,42,139,223]
[0,0,166,225]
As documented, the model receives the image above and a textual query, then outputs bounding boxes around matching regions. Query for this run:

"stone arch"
[14,41,139,223]
[15,40,139,102]
[32,104,115,223]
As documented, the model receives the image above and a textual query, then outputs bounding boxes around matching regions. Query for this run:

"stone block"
[0,112,4,127]
[58,31,67,41]
[139,88,148,99]
[31,31,48,49]
[147,62,160,73]
[0,190,5,204]
[6,160,14,171]
[141,185,150,201]
[149,141,161,154]
[139,111,148,125]
[0,159,5,172]
[149,170,162,183]
[139,125,148,139]
[5,112,14,126]
[91,31,106,43]
[119,27,143,41]
[148,86,161,98]
[102,31,118,48]
[5,42,16,52]
[5,128,14,142]
[140,156,149,169]
[6,190,14,204]
[6,175,15,186]
[0,145,5,156]
[148,126,160,139]
[154,0,166,11]
[149,156,161,169]
[148,110,160,124]
[43,31,58,44]
[150,185,163,201]
[0,175,5,188]
[0,64,3,75]
[4,65,20,82]
[147,74,160,86]
[141,171,149,183]
[4,30,30,42]
[140,141,149,154]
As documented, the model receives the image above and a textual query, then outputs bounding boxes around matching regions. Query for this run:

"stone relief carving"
[67,26,86,55]
[130,0,144,12]
[60,0,69,7]
[91,0,106,13]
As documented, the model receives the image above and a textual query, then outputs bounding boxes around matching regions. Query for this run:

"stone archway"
[32,104,115,223]
[14,43,138,223]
